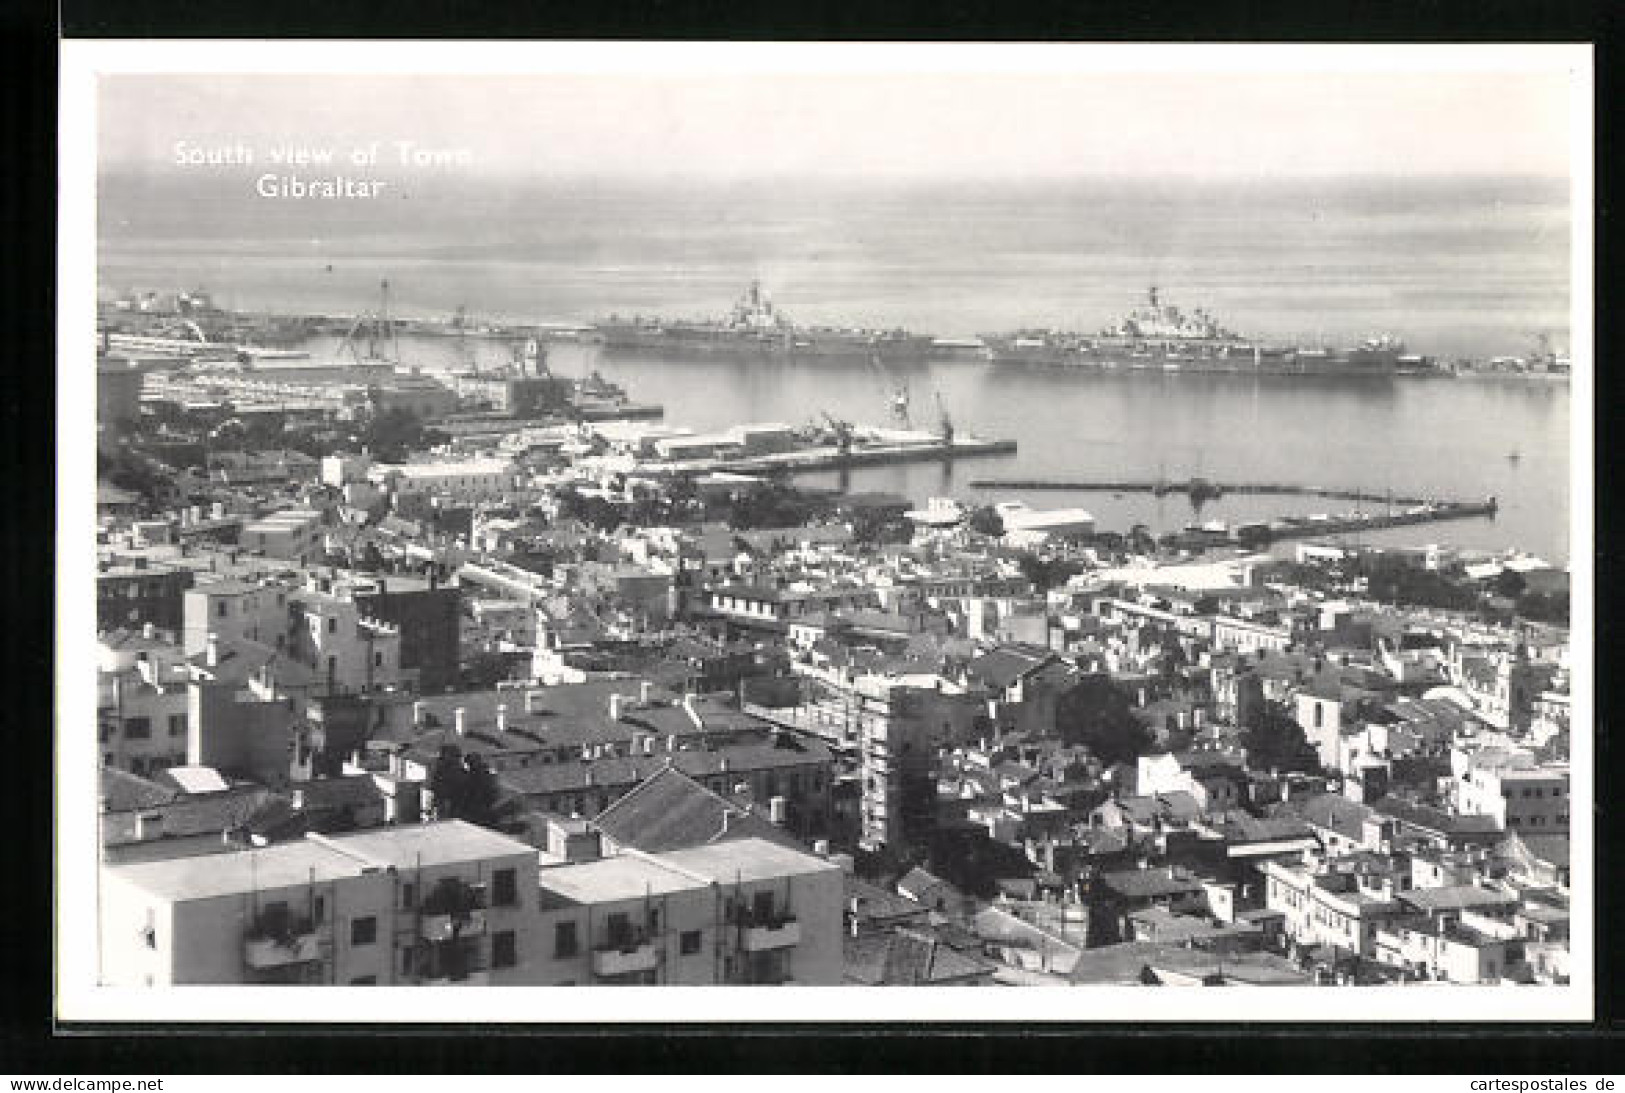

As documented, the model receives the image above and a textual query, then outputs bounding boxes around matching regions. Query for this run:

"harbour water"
[286,333,1572,563]
[98,174,1574,562]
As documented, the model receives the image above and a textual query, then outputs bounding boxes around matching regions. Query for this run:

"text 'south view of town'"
[80,51,1582,995]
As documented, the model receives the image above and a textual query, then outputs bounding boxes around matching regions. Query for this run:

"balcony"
[243,913,321,969]
[422,970,490,986]
[591,938,659,978]
[419,878,489,941]
[420,908,487,942]
[740,916,801,952]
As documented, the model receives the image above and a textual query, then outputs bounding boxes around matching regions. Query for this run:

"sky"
[96,65,1578,182]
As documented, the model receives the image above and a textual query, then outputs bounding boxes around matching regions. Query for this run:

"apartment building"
[1457,758,1570,835]
[182,577,407,696]
[98,821,539,986]
[533,835,843,985]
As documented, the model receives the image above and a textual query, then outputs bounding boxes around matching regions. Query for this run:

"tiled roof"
[1287,793,1376,843]
[896,866,957,903]
[966,644,1058,690]
[497,738,833,799]
[843,927,996,986]
[100,767,178,812]
[1068,941,1309,986]
[298,775,386,811]
[1399,884,1519,913]
[100,785,276,846]
[590,766,799,853]
[1098,867,1205,901]
[845,876,931,927]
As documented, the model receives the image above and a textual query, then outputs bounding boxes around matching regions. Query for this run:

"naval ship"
[593,281,939,362]
[981,287,1439,376]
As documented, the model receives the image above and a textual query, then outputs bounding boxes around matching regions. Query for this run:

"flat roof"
[536,854,709,906]
[321,820,536,869]
[658,837,837,884]
[106,840,360,902]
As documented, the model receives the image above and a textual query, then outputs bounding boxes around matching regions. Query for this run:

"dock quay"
[651,436,1017,477]
[968,477,1436,506]
[1236,499,1499,546]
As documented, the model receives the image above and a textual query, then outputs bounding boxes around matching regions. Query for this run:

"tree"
[1018,553,1084,591]
[459,753,503,828]
[966,506,1005,538]
[1055,675,1153,767]
[1241,701,1322,774]
[429,744,468,820]
[1491,569,1529,600]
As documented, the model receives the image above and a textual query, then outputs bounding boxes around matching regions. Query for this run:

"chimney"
[291,788,306,810]
[609,693,623,722]
[134,812,164,841]
[719,757,731,775]
[639,680,652,706]
[496,704,508,733]
[666,734,677,753]
[643,737,655,756]
[454,707,467,736]
[769,796,788,826]
[142,622,155,640]
[205,632,220,667]
[682,693,701,729]
[814,839,831,857]
[525,690,543,714]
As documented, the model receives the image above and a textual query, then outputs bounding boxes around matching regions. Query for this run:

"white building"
[98,822,541,986]
[532,836,844,985]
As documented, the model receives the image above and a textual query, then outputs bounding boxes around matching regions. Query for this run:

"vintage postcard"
[58,41,1592,1022]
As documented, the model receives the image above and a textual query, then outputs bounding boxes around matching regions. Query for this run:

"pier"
[965,477,1497,545]
[649,436,1018,477]
[967,477,1437,506]
[1234,499,1499,546]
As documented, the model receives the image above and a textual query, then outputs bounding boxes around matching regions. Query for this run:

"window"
[350,975,377,986]
[402,882,416,910]
[374,651,383,668]
[680,930,702,956]
[752,891,775,922]
[351,916,377,946]
[217,601,228,618]
[492,868,517,908]
[124,717,152,740]
[327,617,338,634]
[168,714,186,737]
[492,930,517,969]
[554,921,579,958]
[606,912,633,948]
[313,896,325,922]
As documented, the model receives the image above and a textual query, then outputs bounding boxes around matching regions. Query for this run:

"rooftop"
[106,837,360,901]
[318,820,536,870]
[659,837,838,885]
[536,853,710,907]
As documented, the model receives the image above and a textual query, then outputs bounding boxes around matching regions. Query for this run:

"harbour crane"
[821,411,855,457]
[869,353,911,429]
[338,279,400,366]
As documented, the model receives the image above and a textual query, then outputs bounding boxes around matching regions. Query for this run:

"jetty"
[647,435,1017,477]
[967,477,1439,506]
